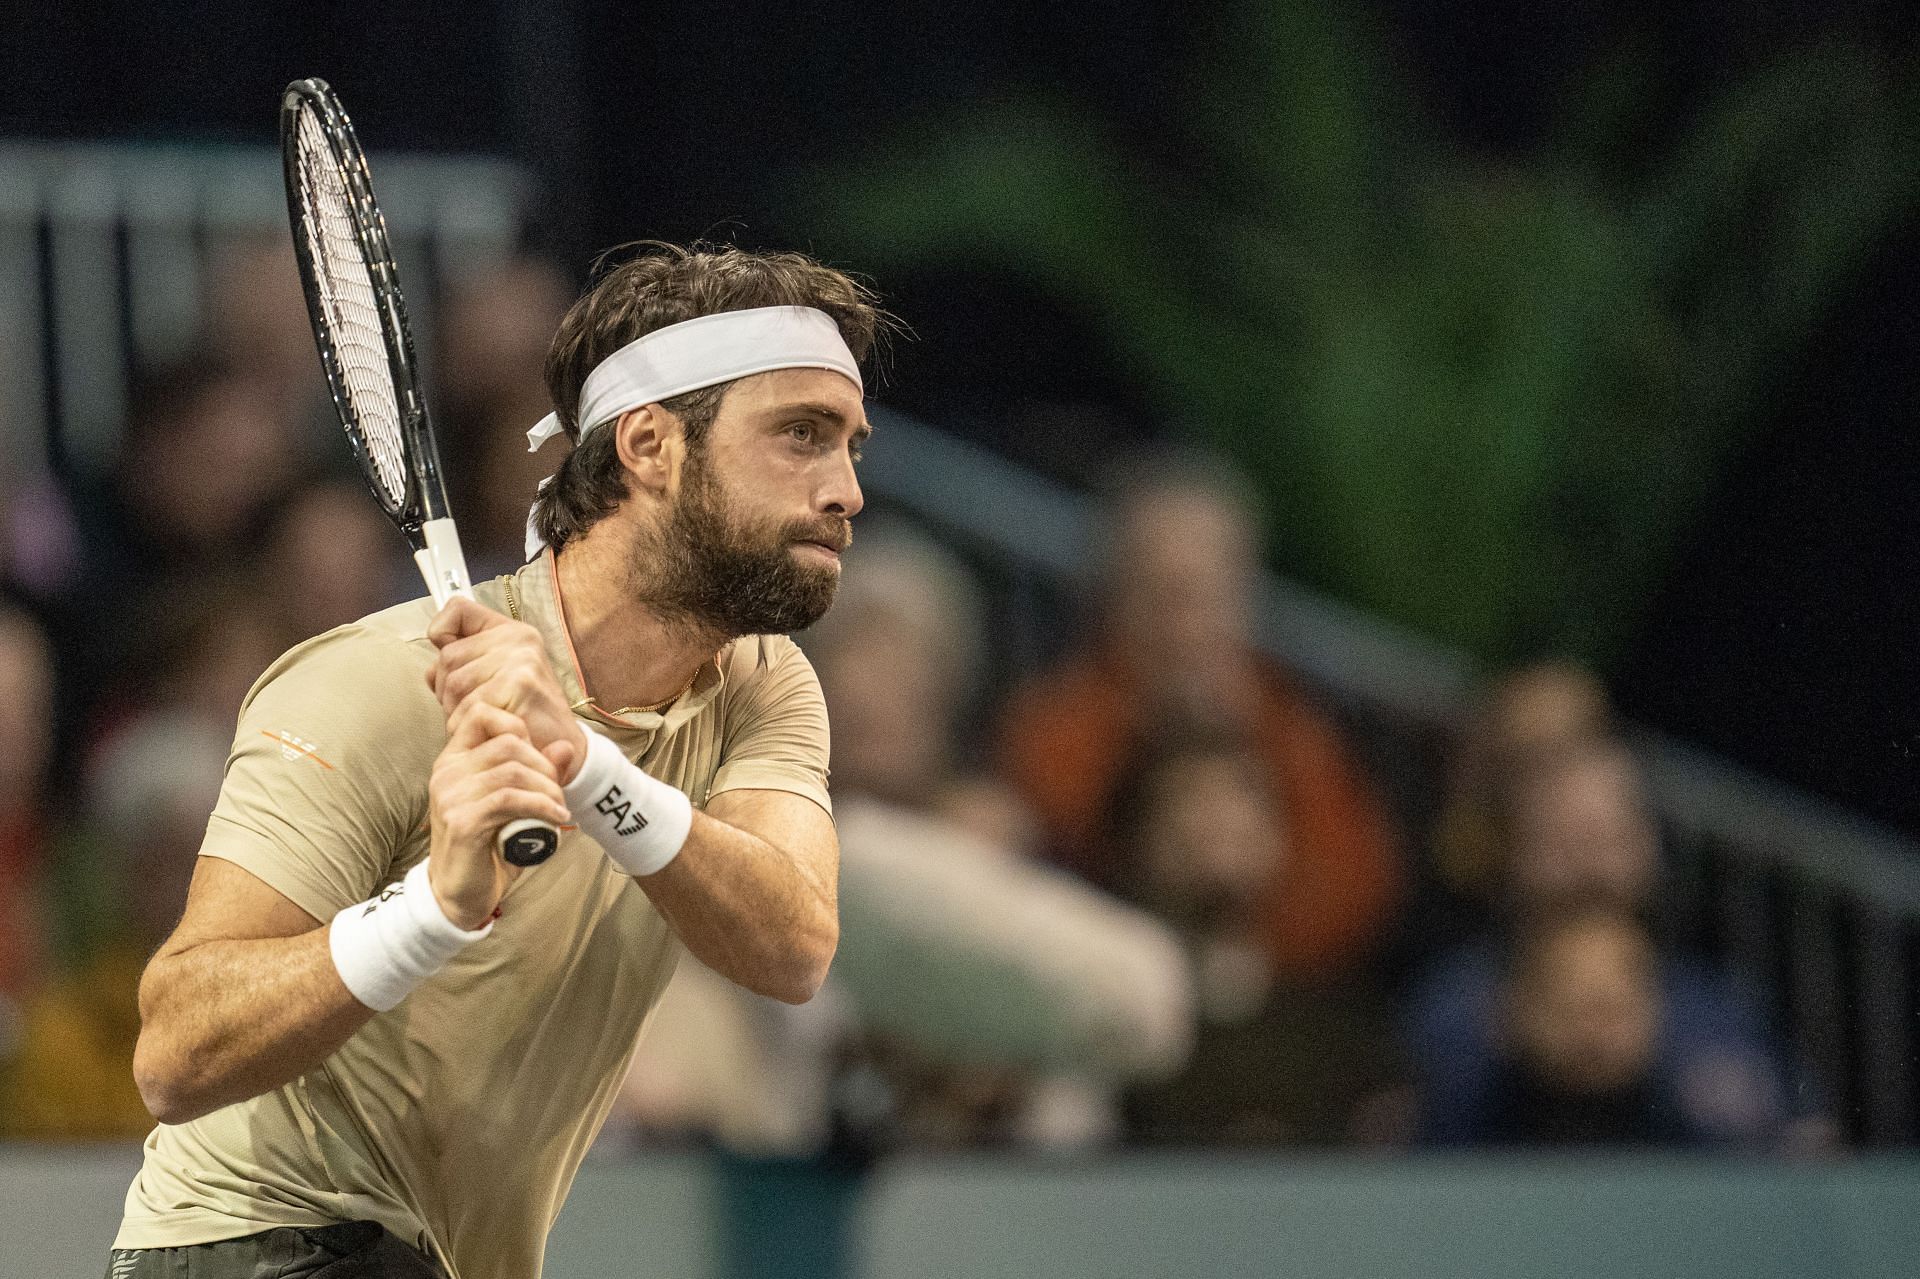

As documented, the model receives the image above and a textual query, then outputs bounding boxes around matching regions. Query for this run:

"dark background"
[4,0,1914,835]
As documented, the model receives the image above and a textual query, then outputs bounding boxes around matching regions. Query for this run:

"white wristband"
[329,859,493,1012]
[563,727,694,877]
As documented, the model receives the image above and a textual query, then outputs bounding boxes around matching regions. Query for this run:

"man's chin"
[788,576,840,631]
[732,566,838,636]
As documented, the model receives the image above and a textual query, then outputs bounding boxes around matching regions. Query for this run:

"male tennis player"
[110,244,881,1278]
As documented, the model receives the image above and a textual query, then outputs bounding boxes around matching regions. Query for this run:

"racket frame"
[280,78,471,607]
[280,77,555,868]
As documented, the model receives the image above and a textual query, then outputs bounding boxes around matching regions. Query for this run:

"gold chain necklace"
[606,673,697,718]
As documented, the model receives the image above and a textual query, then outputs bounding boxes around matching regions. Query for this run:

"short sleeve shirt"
[115,552,831,1279]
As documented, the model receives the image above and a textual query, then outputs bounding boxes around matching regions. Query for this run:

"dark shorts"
[106,1221,447,1278]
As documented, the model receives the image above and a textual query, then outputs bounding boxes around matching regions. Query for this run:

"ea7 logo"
[265,730,336,770]
[594,786,650,838]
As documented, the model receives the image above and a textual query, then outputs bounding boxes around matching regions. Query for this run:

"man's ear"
[612,404,672,494]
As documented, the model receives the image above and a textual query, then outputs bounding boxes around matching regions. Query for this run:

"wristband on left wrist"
[561,727,694,876]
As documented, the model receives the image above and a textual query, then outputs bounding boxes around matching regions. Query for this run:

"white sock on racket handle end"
[330,858,492,1011]
[562,728,693,877]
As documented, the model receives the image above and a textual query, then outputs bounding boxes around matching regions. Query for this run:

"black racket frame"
[280,77,455,551]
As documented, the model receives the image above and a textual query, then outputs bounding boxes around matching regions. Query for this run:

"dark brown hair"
[530,242,888,552]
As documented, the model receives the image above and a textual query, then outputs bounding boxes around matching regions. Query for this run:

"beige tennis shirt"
[114,551,832,1278]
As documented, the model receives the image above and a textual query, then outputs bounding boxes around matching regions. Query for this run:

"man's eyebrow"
[780,402,873,438]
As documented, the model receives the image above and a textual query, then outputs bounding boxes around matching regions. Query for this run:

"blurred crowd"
[0,241,1829,1157]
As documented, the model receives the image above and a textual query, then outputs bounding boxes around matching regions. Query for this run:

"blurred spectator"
[1100,728,1408,1147]
[64,351,306,730]
[0,301,80,603]
[1480,903,1675,1144]
[0,710,228,1139]
[997,455,1400,981]
[260,479,411,650]
[612,523,1190,1154]
[1430,660,1614,914]
[436,257,572,579]
[0,608,56,1032]
[0,468,81,606]
[1408,738,1819,1149]
[75,352,303,578]
[1499,736,1658,913]
[1450,901,1805,1147]
[86,575,285,757]
[203,236,334,421]
[5,517,301,1135]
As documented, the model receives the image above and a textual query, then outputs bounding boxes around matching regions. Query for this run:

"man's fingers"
[447,698,531,750]
[445,669,562,735]
[435,623,542,675]
[542,738,579,787]
[469,758,568,807]
[463,729,561,777]
[435,748,570,830]
[445,788,572,844]
[426,596,511,649]
[438,653,514,716]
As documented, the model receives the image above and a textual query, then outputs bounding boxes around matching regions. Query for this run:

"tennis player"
[108,244,882,1278]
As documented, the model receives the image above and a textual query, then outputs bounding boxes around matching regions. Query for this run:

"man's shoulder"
[349,594,442,646]
[720,632,805,678]
[241,599,441,732]
[707,633,823,726]
[267,600,437,680]
[715,633,827,697]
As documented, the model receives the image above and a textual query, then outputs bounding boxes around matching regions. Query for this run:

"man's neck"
[552,525,723,714]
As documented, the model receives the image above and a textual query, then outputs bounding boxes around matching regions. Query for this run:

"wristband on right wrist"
[563,727,694,877]
[329,858,492,1012]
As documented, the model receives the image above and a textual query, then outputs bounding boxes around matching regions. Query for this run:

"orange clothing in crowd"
[998,655,1399,981]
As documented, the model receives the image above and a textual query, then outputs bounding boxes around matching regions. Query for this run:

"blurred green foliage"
[810,1,1918,663]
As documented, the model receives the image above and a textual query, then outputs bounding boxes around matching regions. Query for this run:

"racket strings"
[293,106,409,508]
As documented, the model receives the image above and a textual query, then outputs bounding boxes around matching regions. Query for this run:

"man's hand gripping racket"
[280,77,562,867]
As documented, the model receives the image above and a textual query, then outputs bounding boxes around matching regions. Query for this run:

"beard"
[630,445,849,638]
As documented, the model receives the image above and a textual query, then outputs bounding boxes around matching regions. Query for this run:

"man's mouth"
[793,527,852,555]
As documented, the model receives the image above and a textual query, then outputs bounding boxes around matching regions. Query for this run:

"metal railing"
[0,138,527,479]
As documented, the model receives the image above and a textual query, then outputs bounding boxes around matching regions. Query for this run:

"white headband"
[523,305,862,557]
[525,305,862,454]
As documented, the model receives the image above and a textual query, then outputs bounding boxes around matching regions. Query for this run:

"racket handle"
[416,518,476,608]
[498,819,560,867]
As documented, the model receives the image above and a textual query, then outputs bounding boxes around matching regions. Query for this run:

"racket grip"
[498,818,560,867]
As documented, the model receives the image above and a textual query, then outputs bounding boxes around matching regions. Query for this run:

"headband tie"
[524,305,861,557]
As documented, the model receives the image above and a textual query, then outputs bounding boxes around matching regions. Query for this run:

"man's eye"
[788,422,815,444]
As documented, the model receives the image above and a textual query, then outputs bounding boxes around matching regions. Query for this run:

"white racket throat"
[415,517,474,605]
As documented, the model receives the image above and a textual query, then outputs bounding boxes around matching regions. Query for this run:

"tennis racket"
[280,77,558,868]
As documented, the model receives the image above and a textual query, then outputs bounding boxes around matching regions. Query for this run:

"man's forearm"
[636,810,837,1004]
[133,930,373,1125]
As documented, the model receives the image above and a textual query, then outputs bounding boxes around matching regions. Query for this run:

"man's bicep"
[160,854,324,955]
[705,787,838,896]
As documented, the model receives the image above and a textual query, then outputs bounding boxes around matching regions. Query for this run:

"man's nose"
[819,449,864,520]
